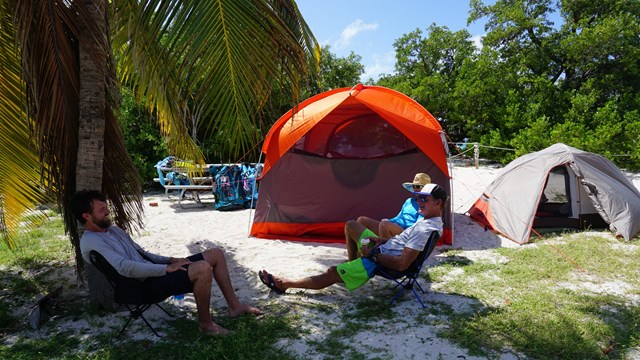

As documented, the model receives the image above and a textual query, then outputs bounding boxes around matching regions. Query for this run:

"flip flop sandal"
[259,271,285,294]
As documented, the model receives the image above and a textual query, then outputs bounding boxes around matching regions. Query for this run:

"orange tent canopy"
[261,84,447,176]
[252,84,452,245]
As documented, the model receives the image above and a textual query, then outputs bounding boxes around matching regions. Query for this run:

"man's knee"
[379,219,392,231]
[203,248,224,263]
[327,266,341,281]
[189,260,213,281]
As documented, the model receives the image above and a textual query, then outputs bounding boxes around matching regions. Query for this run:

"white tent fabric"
[468,143,640,243]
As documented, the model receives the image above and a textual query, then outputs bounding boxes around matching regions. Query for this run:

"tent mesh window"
[538,166,572,217]
[293,116,415,159]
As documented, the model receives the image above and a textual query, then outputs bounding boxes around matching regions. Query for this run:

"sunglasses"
[416,195,431,202]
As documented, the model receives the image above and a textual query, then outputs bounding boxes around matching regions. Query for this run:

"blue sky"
[296,1,490,82]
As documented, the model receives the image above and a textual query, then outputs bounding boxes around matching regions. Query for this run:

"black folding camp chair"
[374,231,440,308]
[88,251,173,337]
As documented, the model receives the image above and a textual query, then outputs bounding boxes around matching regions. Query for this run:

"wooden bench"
[162,184,214,207]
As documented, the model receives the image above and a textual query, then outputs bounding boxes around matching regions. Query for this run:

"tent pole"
[441,131,454,246]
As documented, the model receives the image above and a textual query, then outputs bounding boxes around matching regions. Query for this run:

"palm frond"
[103,106,144,234]
[14,0,80,208]
[0,0,48,247]
[112,0,320,161]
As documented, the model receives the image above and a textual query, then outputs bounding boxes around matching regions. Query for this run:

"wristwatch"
[370,254,379,264]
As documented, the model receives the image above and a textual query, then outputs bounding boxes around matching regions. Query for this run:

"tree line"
[125,0,640,181]
[378,0,640,169]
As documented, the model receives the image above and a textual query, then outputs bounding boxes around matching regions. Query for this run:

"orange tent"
[251,84,452,244]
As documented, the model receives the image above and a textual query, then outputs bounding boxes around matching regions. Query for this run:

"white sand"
[28,163,637,358]
[127,163,640,359]
[129,164,519,359]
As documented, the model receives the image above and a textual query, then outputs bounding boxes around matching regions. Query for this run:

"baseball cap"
[412,183,447,202]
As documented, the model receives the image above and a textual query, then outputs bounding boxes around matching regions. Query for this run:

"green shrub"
[118,88,169,188]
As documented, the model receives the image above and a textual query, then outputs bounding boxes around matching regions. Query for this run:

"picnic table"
[154,164,215,207]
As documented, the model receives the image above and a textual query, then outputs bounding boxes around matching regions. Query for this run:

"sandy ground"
[127,163,638,359]
[131,164,520,359]
[12,163,640,359]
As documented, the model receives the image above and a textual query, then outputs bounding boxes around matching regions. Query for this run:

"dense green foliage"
[118,0,640,175]
[312,45,365,93]
[378,0,640,169]
[119,89,169,187]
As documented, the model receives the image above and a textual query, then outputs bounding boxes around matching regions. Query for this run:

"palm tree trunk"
[76,0,115,310]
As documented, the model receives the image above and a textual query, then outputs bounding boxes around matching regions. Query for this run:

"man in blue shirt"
[258,183,447,293]
[357,172,431,238]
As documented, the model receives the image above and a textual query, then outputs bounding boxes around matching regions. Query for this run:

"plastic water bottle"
[361,238,375,251]
[173,294,184,306]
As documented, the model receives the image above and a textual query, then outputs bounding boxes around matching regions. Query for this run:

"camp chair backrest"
[88,251,171,336]
[214,165,246,211]
[89,251,165,304]
[378,230,440,279]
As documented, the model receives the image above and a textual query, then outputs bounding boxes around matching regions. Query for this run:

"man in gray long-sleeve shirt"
[71,190,260,336]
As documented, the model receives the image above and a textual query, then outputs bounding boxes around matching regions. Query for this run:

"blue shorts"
[143,253,203,297]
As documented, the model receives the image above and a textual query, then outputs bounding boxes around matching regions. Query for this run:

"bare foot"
[199,323,231,336]
[228,303,263,318]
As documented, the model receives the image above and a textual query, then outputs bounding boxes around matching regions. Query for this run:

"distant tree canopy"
[378,0,640,170]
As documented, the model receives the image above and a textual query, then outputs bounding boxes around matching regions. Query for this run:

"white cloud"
[362,50,395,82]
[471,34,484,50]
[334,19,378,49]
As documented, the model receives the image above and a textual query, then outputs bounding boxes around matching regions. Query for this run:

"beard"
[95,218,112,230]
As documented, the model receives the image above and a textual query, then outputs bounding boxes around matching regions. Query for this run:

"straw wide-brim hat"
[402,173,431,192]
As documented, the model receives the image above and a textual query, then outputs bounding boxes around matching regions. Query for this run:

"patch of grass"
[0,332,83,360]
[0,216,70,268]
[0,216,75,337]
[431,235,640,359]
[2,216,639,359]
[304,296,393,359]
[1,314,301,359]
[0,300,13,329]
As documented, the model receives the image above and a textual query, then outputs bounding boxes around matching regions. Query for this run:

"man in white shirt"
[71,190,261,336]
[258,183,446,293]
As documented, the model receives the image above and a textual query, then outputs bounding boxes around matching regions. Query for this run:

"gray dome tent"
[468,143,640,243]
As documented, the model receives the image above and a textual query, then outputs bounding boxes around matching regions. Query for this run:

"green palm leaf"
[112,0,319,161]
[1,0,318,267]
[0,0,48,247]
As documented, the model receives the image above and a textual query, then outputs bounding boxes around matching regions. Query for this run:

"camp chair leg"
[410,287,427,308]
[117,313,136,337]
[155,303,174,317]
[388,279,427,308]
[118,303,162,338]
[389,286,407,305]
[138,312,162,337]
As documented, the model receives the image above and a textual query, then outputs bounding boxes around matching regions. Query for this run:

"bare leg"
[260,267,342,292]
[356,216,381,236]
[378,220,404,239]
[345,220,368,261]
[188,261,229,335]
[201,248,262,317]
